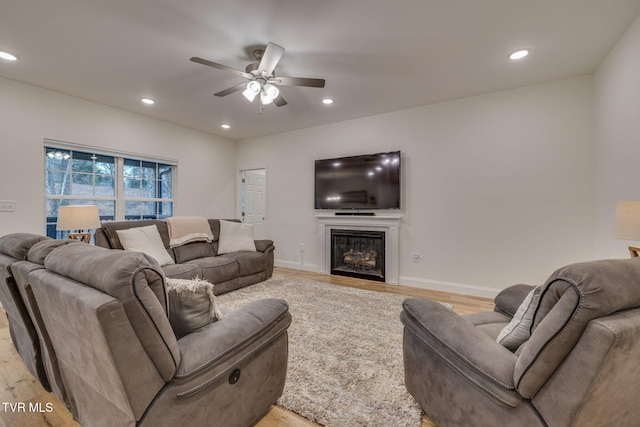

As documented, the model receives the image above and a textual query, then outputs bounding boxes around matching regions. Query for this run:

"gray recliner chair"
[0,233,52,389]
[28,243,291,427]
[401,258,640,427]
[11,238,85,416]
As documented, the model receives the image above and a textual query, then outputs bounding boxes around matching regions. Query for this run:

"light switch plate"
[0,200,16,212]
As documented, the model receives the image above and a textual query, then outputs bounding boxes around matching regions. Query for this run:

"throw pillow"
[166,277,224,339]
[496,285,542,351]
[115,225,175,266]
[217,220,256,255]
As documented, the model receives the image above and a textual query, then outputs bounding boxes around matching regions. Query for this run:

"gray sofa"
[5,236,88,417]
[401,258,640,427]
[0,233,51,389]
[95,219,275,295]
[2,234,290,426]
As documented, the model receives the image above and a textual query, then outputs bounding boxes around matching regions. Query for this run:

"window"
[45,143,175,238]
[123,159,173,220]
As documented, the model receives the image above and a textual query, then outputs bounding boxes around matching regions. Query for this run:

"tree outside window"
[45,146,174,238]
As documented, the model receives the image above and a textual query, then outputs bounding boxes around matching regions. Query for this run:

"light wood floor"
[0,267,494,427]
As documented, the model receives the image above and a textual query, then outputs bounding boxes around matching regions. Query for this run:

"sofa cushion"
[166,277,223,339]
[27,239,83,265]
[102,220,171,250]
[0,233,51,260]
[217,220,256,255]
[496,286,541,350]
[189,256,239,284]
[116,225,175,266]
[463,311,511,341]
[161,263,201,280]
[224,251,267,276]
[172,241,215,264]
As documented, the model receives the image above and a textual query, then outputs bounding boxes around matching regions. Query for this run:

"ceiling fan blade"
[190,57,253,79]
[259,42,285,75]
[274,95,288,107]
[214,83,247,97]
[273,76,326,88]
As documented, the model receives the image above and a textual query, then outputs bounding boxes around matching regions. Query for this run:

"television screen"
[314,151,401,209]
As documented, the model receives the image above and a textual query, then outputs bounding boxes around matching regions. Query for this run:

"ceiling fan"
[190,42,326,111]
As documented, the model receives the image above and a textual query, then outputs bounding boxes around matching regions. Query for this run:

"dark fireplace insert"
[330,229,385,282]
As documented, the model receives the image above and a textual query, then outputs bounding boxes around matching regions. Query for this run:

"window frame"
[44,139,177,237]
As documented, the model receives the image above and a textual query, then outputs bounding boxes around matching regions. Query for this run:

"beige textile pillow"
[496,286,542,350]
[217,220,256,255]
[166,277,224,339]
[115,225,175,266]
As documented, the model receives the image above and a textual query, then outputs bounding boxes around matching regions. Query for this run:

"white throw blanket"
[166,216,213,247]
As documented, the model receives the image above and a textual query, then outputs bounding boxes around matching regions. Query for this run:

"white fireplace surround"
[316,214,401,284]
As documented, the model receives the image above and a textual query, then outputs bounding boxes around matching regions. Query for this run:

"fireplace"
[331,229,385,282]
[316,214,400,284]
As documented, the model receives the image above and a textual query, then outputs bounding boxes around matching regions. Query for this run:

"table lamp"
[56,205,101,243]
[613,200,640,257]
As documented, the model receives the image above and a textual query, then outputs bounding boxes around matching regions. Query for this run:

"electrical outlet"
[412,252,421,263]
[0,200,16,212]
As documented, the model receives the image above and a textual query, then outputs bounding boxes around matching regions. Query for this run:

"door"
[240,169,267,239]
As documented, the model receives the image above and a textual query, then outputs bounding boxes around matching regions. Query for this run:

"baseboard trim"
[399,276,499,299]
[274,260,500,299]
[275,259,320,273]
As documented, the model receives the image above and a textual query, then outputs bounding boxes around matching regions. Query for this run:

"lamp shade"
[613,200,640,241]
[56,205,101,231]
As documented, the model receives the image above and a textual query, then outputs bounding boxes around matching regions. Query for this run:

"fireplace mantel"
[315,214,401,284]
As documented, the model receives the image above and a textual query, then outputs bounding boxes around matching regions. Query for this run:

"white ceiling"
[1,0,639,140]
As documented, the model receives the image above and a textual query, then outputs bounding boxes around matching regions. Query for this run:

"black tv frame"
[314,151,401,210]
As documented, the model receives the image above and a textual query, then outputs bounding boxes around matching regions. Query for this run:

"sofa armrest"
[401,298,519,407]
[254,239,274,253]
[172,298,291,397]
[94,228,111,248]
[494,284,537,317]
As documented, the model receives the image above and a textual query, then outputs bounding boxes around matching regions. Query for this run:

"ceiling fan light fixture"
[242,81,261,102]
[191,42,324,111]
[260,83,280,105]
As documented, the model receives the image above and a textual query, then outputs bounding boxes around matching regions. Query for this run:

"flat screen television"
[314,151,401,210]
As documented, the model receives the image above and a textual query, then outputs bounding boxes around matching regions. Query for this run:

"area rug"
[216,276,452,427]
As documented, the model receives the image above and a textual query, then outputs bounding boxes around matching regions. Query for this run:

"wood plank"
[0,267,494,426]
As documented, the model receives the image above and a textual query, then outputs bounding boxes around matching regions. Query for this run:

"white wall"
[0,64,605,297]
[594,14,640,258]
[237,76,596,295]
[0,77,237,236]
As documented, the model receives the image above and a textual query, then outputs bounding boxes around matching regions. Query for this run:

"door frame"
[236,166,268,237]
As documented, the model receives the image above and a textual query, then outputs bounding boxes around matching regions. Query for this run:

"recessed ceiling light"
[322,98,334,105]
[141,98,155,105]
[509,49,530,60]
[0,51,18,61]
[221,124,231,129]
